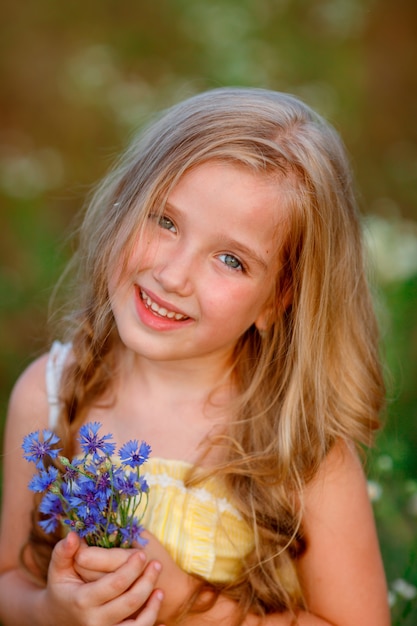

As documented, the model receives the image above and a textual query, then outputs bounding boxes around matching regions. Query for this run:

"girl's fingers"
[48,533,82,582]
[78,556,163,624]
[74,545,142,582]
[124,589,165,626]
[48,537,163,625]
[75,543,138,573]
[86,551,148,603]
[136,589,165,626]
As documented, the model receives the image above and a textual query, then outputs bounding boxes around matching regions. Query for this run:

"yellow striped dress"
[142,458,255,583]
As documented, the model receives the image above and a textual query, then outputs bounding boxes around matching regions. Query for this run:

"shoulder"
[9,353,49,409]
[7,352,52,436]
[8,341,73,433]
[302,439,377,551]
[304,439,365,507]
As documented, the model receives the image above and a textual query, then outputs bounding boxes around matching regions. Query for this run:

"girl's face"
[109,161,286,368]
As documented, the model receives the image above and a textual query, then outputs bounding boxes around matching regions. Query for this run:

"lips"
[138,287,190,321]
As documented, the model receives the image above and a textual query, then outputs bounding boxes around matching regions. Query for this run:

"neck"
[120,347,234,401]
[98,345,236,463]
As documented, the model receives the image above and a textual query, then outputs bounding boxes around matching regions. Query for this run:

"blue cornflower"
[118,440,151,468]
[120,519,147,547]
[114,471,141,498]
[29,466,59,493]
[75,509,102,538]
[105,521,119,537]
[63,518,81,532]
[39,492,64,533]
[62,460,83,491]
[78,422,116,461]
[62,479,78,499]
[138,475,149,493]
[22,430,61,469]
[67,476,107,517]
[23,423,150,548]
[95,470,112,498]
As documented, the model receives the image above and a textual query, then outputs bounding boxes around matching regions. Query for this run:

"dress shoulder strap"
[46,340,72,430]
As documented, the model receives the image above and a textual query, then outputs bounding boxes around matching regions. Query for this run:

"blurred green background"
[1,0,416,623]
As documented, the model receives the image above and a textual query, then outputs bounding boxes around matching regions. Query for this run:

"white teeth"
[140,289,187,320]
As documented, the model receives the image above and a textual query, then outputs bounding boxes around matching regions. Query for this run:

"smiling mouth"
[140,289,189,321]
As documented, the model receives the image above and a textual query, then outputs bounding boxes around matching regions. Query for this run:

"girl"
[0,87,390,625]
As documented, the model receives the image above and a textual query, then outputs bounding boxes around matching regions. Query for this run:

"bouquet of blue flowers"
[22,422,151,548]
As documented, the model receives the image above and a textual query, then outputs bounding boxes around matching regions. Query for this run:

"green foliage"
[368,274,417,624]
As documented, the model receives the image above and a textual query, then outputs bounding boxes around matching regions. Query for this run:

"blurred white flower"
[0,147,64,198]
[376,454,393,473]
[388,590,397,607]
[63,44,119,100]
[364,214,417,283]
[391,578,417,600]
[367,480,383,502]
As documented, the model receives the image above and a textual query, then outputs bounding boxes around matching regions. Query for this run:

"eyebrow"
[215,237,269,271]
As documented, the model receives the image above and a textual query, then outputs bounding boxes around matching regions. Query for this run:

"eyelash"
[158,215,176,232]
[148,212,177,233]
[218,253,244,272]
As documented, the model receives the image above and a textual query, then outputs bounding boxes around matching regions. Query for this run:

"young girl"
[0,87,390,625]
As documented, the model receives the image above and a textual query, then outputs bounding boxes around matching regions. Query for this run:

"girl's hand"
[75,531,201,625]
[43,532,165,626]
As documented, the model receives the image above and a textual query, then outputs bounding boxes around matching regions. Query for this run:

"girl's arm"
[0,356,164,626]
[295,439,390,625]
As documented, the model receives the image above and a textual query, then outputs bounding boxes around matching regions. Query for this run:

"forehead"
[168,160,288,226]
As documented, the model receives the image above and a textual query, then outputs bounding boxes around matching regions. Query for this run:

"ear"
[254,284,292,332]
[254,305,274,333]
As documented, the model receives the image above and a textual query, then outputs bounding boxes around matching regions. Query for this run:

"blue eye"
[158,215,176,233]
[218,253,243,271]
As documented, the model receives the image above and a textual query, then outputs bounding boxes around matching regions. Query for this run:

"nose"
[151,242,194,296]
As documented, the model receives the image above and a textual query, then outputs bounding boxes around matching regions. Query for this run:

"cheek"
[107,256,135,309]
[107,269,119,304]
[207,282,267,322]
[126,233,161,274]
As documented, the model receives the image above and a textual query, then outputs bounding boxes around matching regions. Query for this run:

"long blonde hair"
[27,88,385,618]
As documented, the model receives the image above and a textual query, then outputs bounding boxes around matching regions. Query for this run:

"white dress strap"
[46,340,72,430]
